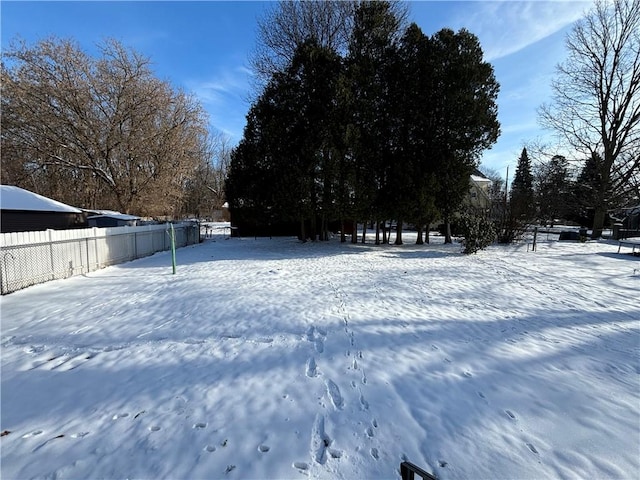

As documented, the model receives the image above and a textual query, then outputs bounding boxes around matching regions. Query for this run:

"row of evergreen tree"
[509,147,635,230]
[225,1,500,244]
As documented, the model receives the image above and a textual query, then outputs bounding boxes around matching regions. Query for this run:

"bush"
[460,213,496,254]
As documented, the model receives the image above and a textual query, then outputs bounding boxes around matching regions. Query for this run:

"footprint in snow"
[505,410,517,420]
[149,426,161,432]
[311,414,332,464]
[193,422,207,429]
[293,461,309,471]
[112,413,129,420]
[325,379,344,410]
[258,444,270,452]
[22,430,44,438]
[329,448,342,458]
[477,391,486,399]
[370,447,379,459]
[204,445,216,452]
[306,357,318,377]
[359,392,369,411]
[526,443,539,454]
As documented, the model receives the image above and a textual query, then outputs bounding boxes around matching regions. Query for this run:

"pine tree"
[536,155,571,226]
[510,148,535,220]
[429,28,501,243]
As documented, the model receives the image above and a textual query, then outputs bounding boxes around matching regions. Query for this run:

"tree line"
[226,1,500,244]
[1,37,228,219]
[505,146,639,232]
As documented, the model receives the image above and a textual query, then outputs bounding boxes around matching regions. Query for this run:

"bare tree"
[250,1,354,86]
[1,37,210,216]
[249,0,409,89]
[539,0,640,238]
[182,131,232,219]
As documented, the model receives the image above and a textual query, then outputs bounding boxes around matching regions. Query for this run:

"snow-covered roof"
[86,210,140,221]
[470,174,492,185]
[0,185,82,213]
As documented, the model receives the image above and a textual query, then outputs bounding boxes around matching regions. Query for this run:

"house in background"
[86,210,140,227]
[467,169,493,211]
[0,185,87,233]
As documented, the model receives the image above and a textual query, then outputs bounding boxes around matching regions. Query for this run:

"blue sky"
[1,1,591,179]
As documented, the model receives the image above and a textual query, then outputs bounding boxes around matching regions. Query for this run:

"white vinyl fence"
[0,222,199,295]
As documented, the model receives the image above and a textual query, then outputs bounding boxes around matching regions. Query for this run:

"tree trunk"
[591,207,606,239]
[425,227,430,244]
[395,219,403,245]
[382,222,387,244]
[351,221,358,244]
[416,224,424,245]
[375,220,381,245]
[444,213,453,244]
[340,219,346,243]
[361,222,367,244]
[299,217,306,242]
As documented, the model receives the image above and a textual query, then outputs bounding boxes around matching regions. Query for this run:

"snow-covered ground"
[1,225,639,479]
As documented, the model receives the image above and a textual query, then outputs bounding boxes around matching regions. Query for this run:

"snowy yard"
[1,228,639,479]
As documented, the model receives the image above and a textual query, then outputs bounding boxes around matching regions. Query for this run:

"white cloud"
[186,65,254,141]
[457,1,592,60]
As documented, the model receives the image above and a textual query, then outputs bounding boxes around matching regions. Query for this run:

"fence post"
[170,223,176,274]
[48,229,55,281]
[85,237,90,274]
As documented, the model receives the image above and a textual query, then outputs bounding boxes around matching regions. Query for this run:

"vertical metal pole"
[170,223,176,274]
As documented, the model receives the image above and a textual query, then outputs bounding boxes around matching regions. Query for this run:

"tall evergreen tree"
[429,28,501,243]
[536,154,571,226]
[510,147,535,220]
[393,23,438,244]
[344,0,404,243]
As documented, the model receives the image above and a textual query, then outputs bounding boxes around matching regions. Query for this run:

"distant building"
[467,169,493,211]
[86,210,140,227]
[0,185,87,233]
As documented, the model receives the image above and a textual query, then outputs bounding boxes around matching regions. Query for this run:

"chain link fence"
[0,222,199,295]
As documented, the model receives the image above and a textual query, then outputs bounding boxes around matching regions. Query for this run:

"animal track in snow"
[365,426,374,438]
[477,391,486,399]
[148,425,161,432]
[258,444,270,453]
[112,413,129,420]
[70,432,90,438]
[359,391,369,411]
[328,448,342,458]
[22,430,43,438]
[526,443,539,454]
[370,447,379,459]
[325,379,344,410]
[193,422,207,429]
[293,461,309,471]
[505,410,517,420]
[204,445,216,452]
